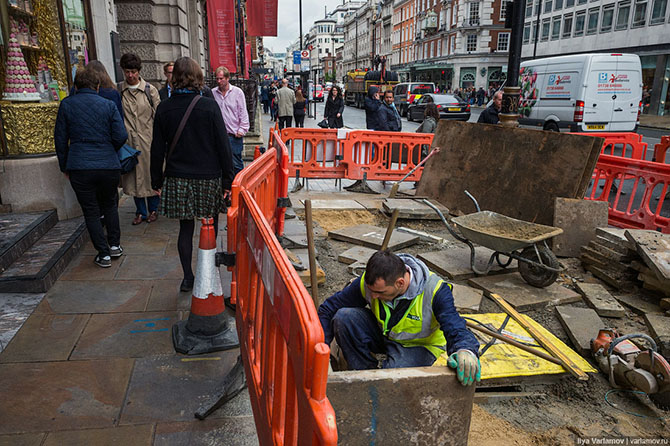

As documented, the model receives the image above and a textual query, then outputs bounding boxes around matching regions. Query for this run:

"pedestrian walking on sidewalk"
[261,82,270,114]
[376,90,402,132]
[294,89,306,128]
[212,66,249,177]
[55,66,128,268]
[276,79,296,129]
[150,57,234,292]
[364,86,382,130]
[476,87,485,106]
[416,102,440,157]
[118,53,162,226]
[324,85,344,129]
[478,90,502,124]
[317,250,481,386]
[158,62,174,101]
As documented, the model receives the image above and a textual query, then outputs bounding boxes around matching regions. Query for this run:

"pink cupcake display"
[2,25,40,102]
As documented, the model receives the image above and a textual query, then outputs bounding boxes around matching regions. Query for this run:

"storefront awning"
[411,62,453,71]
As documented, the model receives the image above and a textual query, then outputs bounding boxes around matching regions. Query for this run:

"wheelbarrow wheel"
[518,245,560,288]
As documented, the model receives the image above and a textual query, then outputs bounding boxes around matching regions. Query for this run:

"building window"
[551,16,562,37]
[601,4,615,30]
[566,0,575,6]
[545,0,553,12]
[633,0,648,25]
[616,0,632,27]
[526,0,534,17]
[531,22,538,41]
[466,34,477,51]
[452,36,457,52]
[501,0,507,19]
[587,8,600,32]
[578,0,587,5]
[497,32,510,50]
[541,18,551,39]
[535,0,541,14]
[468,2,480,25]
[574,10,587,33]
[523,23,532,42]
[651,0,668,23]
[555,0,564,9]
[563,13,574,35]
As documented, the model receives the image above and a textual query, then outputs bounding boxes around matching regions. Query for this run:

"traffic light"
[284,67,287,75]
[504,1,514,28]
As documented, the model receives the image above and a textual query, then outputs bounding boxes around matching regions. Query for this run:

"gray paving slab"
[146,280,192,311]
[0,314,89,363]
[153,418,259,446]
[41,280,151,314]
[304,199,365,210]
[614,294,663,315]
[289,249,325,287]
[338,246,377,265]
[574,282,626,318]
[70,311,178,359]
[625,230,670,281]
[119,352,252,425]
[0,433,45,446]
[418,245,518,281]
[43,425,154,446]
[328,224,419,250]
[555,306,604,356]
[643,313,670,358]
[355,198,384,210]
[468,273,582,311]
[381,198,447,220]
[0,293,44,353]
[59,254,124,281]
[115,255,183,281]
[451,283,484,313]
[0,359,134,434]
[552,198,608,257]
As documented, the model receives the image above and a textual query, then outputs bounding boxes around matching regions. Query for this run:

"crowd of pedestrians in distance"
[55,55,246,289]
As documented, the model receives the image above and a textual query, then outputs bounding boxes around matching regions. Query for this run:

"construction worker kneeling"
[318,250,481,386]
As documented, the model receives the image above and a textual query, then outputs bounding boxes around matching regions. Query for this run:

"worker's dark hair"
[364,250,406,286]
[424,103,440,121]
[120,53,142,71]
[74,66,100,90]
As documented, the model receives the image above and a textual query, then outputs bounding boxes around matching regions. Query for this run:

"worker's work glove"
[447,349,481,386]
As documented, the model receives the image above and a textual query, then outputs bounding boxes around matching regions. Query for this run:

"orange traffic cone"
[172,217,239,355]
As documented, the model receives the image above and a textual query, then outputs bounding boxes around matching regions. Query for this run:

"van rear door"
[610,55,642,131]
[583,56,618,131]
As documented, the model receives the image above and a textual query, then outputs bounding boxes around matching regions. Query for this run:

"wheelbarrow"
[422,193,564,288]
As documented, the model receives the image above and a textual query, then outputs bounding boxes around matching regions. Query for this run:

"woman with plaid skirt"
[150,57,234,292]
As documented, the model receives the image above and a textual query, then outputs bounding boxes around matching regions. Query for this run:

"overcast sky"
[264,0,347,54]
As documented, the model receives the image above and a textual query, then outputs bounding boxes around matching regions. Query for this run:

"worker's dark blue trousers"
[331,307,437,370]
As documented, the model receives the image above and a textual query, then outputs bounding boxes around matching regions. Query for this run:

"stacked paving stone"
[580,228,641,290]
[625,230,670,301]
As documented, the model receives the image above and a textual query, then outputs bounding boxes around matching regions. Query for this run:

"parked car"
[407,93,471,122]
[393,82,436,117]
[518,53,642,132]
[314,84,324,102]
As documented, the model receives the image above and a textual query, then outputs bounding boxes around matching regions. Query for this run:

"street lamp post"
[499,0,526,127]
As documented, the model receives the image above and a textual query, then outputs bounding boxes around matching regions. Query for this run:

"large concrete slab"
[115,255,183,280]
[41,280,151,314]
[0,433,45,446]
[42,425,154,446]
[0,359,134,434]
[70,311,178,359]
[153,418,259,446]
[381,198,448,220]
[146,279,191,311]
[81,234,169,256]
[643,313,670,358]
[338,246,377,265]
[0,292,44,352]
[555,306,603,356]
[328,224,419,250]
[553,198,608,257]
[416,120,603,225]
[0,314,89,363]
[614,294,663,315]
[418,245,518,281]
[304,199,365,210]
[328,367,474,446]
[119,352,252,424]
[288,249,326,287]
[574,282,626,318]
[451,283,484,313]
[468,273,582,311]
[625,230,670,281]
[59,254,123,281]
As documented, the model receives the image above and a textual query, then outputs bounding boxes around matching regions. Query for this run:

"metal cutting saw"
[591,329,670,410]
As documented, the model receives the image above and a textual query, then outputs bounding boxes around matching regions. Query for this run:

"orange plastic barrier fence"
[279,127,346,179]
[580,132,649,160]
[586,153,670,233]
[653,136,670,164]
[343,130,433,182]
[227,141,288,304]
[233,190,337,445]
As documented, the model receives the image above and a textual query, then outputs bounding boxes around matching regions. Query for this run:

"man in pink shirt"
[212,66,249,176]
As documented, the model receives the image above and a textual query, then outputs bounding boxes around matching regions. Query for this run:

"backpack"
[117,81,154,110]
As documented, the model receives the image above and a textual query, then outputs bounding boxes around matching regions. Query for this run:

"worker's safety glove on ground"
[447,349,481,386]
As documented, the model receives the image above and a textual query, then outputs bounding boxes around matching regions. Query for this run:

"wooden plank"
[488,293,590,380]
[416,120,603,225]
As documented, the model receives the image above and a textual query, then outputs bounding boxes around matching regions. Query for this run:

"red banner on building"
[246,0,278,36]
[207,0,237,73]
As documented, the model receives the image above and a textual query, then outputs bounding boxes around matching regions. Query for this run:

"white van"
[518,53,642,132]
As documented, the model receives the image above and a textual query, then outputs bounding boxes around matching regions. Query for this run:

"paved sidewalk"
[0,197,257,446]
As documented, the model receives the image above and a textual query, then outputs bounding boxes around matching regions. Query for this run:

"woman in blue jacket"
[54,66,128,268]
